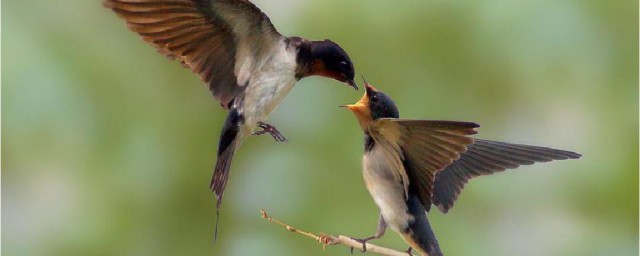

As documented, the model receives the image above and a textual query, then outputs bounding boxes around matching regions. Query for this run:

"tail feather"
[210,108,242,240]
[211,143,235,241]
[210,143,236,207]
[404,195,444,256]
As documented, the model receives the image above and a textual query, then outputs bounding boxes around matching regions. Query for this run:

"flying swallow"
[343,80,581,255]
[103,0,357,238]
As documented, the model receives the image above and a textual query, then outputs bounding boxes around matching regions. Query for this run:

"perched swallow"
[103,0,357,238]
[344,80,581,256]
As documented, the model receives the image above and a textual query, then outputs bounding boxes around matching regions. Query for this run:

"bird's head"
[342,78,399,131]
[296,39,356,89]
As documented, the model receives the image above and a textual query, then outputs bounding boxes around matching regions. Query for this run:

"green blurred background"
[3,0,638,255]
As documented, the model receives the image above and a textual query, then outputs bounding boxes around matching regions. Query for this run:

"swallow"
[103,0,357,238]
[343,80,581,256]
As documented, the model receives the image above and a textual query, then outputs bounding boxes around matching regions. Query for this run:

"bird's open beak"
[340,88,369,113]
[341,76,375,129]
[341,86,372,130]
[347,79,358,90]
[340,76,376,111]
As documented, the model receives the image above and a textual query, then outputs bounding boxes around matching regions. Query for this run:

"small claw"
[350,237,372,253]
[253,122,288,142]
[405,246,413,255]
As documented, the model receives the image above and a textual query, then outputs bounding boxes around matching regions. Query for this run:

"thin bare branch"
[260,209,411,256]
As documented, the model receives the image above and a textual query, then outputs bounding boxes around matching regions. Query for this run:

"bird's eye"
[370,94,379,102]
[338,61,348,70]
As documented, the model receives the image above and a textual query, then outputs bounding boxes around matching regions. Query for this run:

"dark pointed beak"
[342,77,370,110]
[364,83,374,95]
[347,79,358,90]
[362,76,377,95]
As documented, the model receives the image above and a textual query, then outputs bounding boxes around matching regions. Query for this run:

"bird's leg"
[350,214,387,253]
[253,121,288,142]
[404,246,413,255]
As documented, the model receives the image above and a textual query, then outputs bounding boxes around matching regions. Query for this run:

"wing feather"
[368,119,479,211]
[104,0,283,108]
[432,139,581,213]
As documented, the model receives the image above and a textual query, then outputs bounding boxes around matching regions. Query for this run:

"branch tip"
[259,209,412,256]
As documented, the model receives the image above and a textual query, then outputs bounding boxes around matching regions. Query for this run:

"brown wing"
[432,139,581,213]
[369,119,479,211]
[104,0,283,108]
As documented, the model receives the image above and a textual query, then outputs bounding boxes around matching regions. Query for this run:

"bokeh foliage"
[3,0,638,255]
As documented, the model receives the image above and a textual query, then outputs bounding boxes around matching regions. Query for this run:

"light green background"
[3,0,638,255]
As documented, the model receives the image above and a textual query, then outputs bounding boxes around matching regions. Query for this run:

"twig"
[260,209,411,256]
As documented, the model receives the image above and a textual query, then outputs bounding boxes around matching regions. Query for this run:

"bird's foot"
[404,246,413,255]
[349,236,376,253]
[253,122,288,142]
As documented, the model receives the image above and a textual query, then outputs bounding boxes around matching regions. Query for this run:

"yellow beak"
[342,82,374,130]
[342,79,378,112]
[343,93,369,113]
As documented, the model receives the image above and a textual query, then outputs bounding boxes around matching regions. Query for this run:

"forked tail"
[210,109,242,240]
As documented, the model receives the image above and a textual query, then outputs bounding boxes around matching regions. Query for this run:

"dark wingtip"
[462,122,480,135]
[568,151,582,159]
[437,204,450,214]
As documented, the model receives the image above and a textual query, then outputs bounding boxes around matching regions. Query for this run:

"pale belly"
[241,74,296,133]
[239,48,298,136]
[362,147,414,233]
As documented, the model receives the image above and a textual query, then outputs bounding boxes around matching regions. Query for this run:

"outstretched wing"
[368,119,479,211]
[104,0,284,108]
[432,139,581,213]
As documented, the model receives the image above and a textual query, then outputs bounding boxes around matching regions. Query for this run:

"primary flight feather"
[104,0,358,238]
[344,80,580,256]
